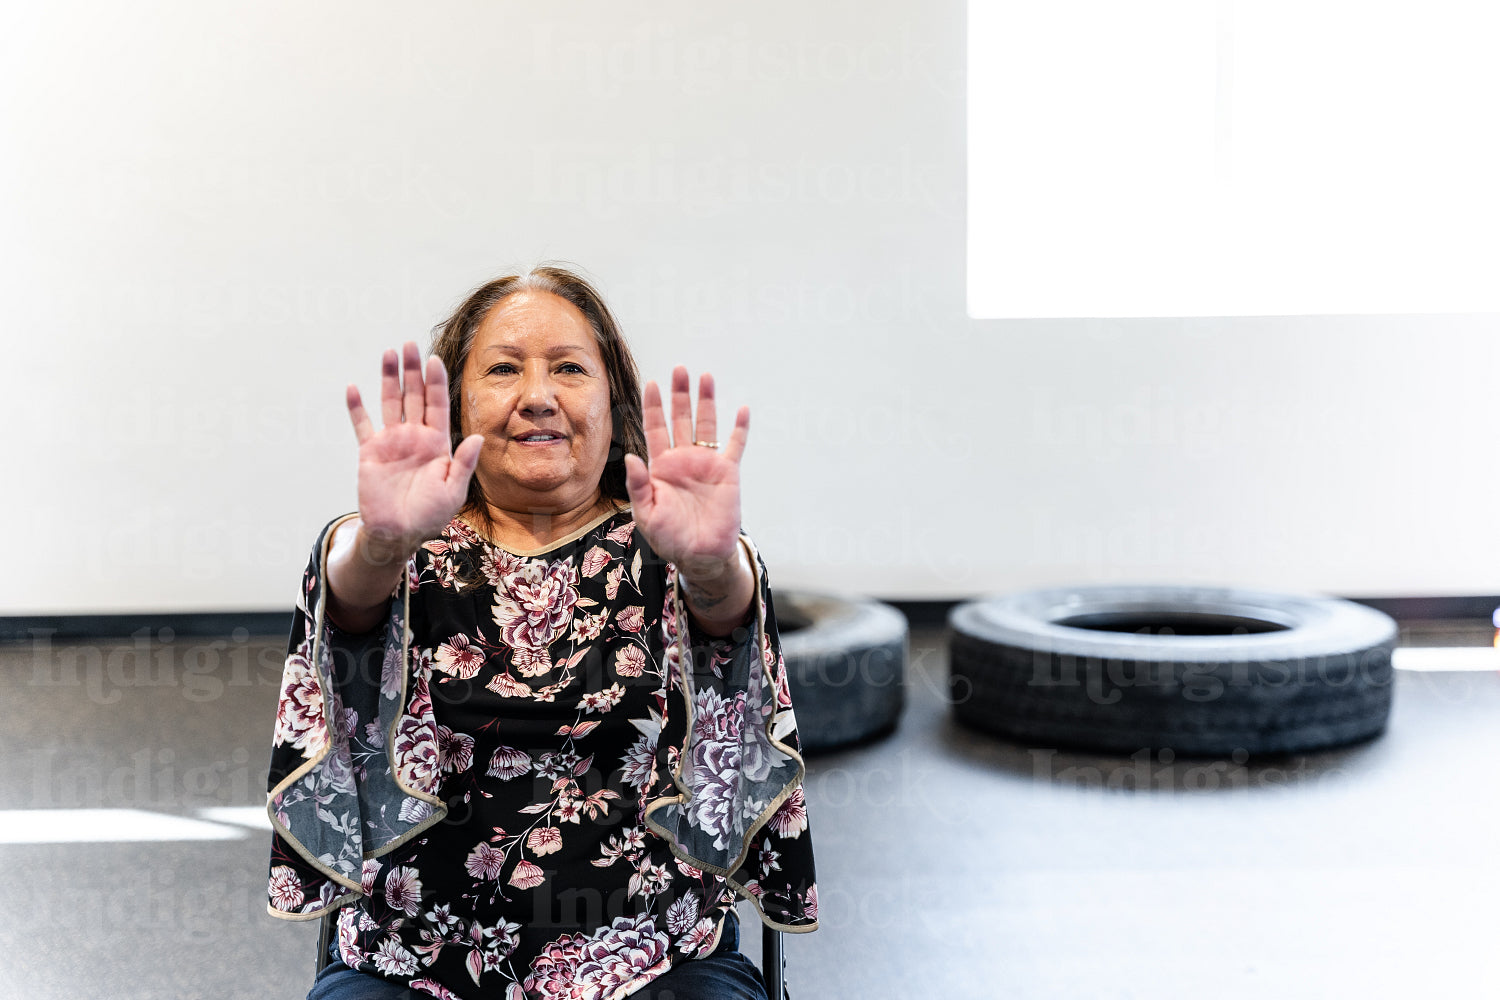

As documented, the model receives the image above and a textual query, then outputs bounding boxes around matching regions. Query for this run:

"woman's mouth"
[514,431,565,445]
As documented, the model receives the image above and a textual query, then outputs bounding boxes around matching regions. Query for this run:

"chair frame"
[316,907,788,999]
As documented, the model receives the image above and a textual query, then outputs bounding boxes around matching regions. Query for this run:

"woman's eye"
[558,363,585,374]
[488,364,517,375]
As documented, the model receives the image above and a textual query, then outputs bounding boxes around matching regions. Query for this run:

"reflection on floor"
[1,627,1497,999]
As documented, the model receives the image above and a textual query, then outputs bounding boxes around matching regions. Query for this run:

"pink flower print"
[581,545,611,578]
[615,645,646,678]
[274,646,325,754]
[666,894,700,935]
[679,917,718,956]
[437,725,474,774]
[692,687,746,746]
[399,797,435,823]
[465,841,506,881]
[434,635,486,679]
[487,746,532,780]
[334,705,358,741]
[508,859,546,890]
[663,641,681,686]
[804,884,819,920]
[492,561,579,676]
[371,937,420,977]
[524,933,589,998]
[381,641,405,700]
[337,909,365,966]
[605,564,625,600]
[582,915,671,995]
[523,915,668,999]
[268,865,303,911]
[479,546,524,587]
[409,668,434,715]
[628,857,671,899]
[767,645,792,709]
[617,605,645,633]
[527,826,563,856]
[361,860,381,897]
[384,865,424,916]
[621,735,657,791]
[426,902,461,936]
[485,672,531,698]
[411,980,462,999]
[768,787,808,838]
[606,520,635,544]
[556,795,583,824]
[576,682,625,714]
[686,740,742,849]
[393,716,440,793]
[535,750,581,782]
[446,517,482,548]
[570,609,608,644]
[673,857,702,879]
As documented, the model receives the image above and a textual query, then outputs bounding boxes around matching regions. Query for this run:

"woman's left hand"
[624,366,750,580]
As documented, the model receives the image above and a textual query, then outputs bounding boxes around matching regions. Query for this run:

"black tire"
[948,585,1397,757]
[776,591,908,753]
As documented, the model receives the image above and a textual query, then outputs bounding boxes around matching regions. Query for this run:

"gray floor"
[2,627,1498,999]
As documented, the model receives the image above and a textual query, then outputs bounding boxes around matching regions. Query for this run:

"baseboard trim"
[3,595,1496,643]
[0,612,294,644]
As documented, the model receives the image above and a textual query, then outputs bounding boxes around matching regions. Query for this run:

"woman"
[265,266,818,1000]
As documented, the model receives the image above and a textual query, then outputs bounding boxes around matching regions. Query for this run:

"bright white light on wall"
[968,0,1500,318]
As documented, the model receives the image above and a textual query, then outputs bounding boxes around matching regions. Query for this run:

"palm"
[625,367,750,571]
[346,342,484,549]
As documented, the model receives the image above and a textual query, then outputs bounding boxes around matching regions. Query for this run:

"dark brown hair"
[430,264,645,535]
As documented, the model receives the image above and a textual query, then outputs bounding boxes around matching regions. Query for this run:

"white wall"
[4,0,1498,613]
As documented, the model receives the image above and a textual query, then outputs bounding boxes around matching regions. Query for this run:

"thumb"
[449,434,484,485]
[623,452,652,510]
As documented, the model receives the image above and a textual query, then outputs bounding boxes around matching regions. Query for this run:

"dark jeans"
[308,910,769,1000]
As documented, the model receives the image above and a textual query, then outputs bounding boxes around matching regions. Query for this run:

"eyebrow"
[480,344,594,358]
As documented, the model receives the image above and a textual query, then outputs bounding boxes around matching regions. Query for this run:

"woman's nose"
[517,365,557,414]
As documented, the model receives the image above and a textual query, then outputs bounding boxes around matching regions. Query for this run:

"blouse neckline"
[456,502,631,558]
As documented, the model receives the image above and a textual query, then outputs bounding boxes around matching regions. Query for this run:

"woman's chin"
[483,468,592,509]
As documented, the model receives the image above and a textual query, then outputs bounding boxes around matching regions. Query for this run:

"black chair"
[316,907,788,999]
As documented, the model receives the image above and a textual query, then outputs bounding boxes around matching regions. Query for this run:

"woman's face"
[460,290,613,514]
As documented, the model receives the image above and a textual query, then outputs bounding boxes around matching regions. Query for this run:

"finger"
[694,372,717,449]
[642,380,670,461]
[722,406,750,464]
[380,348,401,428]
[669,365,693,450]
[424,356,451,436]
[347,385,375,445]
[623,452,653,513]
[402,341,424,425]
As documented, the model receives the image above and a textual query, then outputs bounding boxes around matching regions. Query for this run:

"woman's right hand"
[346,341,484,555]
[325,342,482,633]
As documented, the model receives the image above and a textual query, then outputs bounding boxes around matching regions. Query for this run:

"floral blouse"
[265,507,818,1000]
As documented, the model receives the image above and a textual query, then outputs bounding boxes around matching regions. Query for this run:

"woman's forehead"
[472,291,601,357]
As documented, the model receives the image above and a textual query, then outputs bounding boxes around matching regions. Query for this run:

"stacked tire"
[948,585,1397,756]
[776,591,907,753]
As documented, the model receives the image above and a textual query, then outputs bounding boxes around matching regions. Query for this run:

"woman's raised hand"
[623,366,750,576]
[346,341,484,553]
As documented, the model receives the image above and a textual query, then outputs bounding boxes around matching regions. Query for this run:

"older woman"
[265,266,817,1000]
